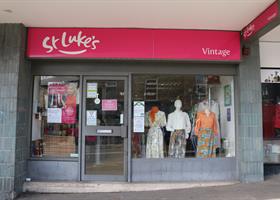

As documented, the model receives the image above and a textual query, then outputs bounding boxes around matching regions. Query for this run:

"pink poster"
[48,82,66,108]
[48,82,77,124]
[102,99,118,111]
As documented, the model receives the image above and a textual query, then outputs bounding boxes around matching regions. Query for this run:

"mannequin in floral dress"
[194,107,218,158]
[145,106,166,158]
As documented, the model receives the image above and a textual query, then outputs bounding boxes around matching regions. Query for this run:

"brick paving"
[17,176,280,200]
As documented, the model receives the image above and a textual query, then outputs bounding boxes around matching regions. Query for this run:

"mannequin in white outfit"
[166,100,191,158]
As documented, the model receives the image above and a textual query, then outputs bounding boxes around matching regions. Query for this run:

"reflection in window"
[132,75,235,159]
[262,69,280,163]
[85,136,123,175]
[31,76,80,158]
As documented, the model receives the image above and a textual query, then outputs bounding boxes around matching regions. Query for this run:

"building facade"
[1,1,280,199]
[0,23,264,199]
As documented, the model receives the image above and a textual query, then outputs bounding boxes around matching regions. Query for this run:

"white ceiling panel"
[0,0,275,30]
[260,25,280,41]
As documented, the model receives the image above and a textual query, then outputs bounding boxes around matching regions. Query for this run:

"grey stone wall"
[237,41,264,182]
[0,24,31,199]
[132,158,237,182]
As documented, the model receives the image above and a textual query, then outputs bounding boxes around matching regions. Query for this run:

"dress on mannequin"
[194,108,218,158]
[197,100,221,148]
[145,106,166,158]
[166,100,191,158]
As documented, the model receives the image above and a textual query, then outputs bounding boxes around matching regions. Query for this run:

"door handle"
[97,129,113,134]
[121,126,128,138]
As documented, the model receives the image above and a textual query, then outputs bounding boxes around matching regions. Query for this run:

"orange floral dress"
[194,111,218,158]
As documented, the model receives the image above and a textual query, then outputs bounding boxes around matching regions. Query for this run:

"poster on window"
[47,82,77,124]
[102,99,118,111]
[133,101,145,133]
[87,82,98,98]
[47,108,62,123]
[224,84,232,107]
[227,108,231,122]
[86,110,97,126]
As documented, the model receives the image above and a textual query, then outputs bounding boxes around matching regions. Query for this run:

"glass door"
[82,76,128,181]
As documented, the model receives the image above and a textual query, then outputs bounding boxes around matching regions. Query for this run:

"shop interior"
[260,25,280,164]
[131,74,235,159]
[31,76,80,158]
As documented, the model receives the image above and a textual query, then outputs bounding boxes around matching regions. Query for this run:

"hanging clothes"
[195,111,218,158]
[189,103,198,136]
[145,108,166,158]
[274,104,280,128]
[263,103,275,139]
[188,103,199,153]
[132,133,141,158]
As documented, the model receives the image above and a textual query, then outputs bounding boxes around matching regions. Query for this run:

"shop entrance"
[81,76,128,181]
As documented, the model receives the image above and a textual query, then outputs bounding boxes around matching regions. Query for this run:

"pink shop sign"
[27,28,240,61]
[102,99,118,111]
[242,1,279,40]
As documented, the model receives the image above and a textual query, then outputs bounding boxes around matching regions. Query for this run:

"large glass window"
[31,76,80,158]
[132,74,235,159]
[262,69,280,163]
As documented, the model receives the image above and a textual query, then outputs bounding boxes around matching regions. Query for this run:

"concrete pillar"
[238,41,264,182]
[0,24,31,199]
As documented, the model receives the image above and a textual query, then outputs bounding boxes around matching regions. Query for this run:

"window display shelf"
[264,155,280,163]
[264,139,280,163]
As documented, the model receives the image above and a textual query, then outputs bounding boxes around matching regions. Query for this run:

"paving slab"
[17,176,280,200]
[23,181,238,193]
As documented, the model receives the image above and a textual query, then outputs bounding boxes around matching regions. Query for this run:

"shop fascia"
[27,28,241,61]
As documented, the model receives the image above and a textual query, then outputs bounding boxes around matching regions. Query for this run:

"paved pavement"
[17,176,280,200]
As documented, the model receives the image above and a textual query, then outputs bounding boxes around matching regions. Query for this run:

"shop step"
[23,181,239,193]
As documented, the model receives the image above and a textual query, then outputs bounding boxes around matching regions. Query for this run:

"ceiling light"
[3,9,13,13]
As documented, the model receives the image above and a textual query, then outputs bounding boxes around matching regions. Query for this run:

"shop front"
[27,28,240,182]
[260,38,280,175]
[243,0,280,177]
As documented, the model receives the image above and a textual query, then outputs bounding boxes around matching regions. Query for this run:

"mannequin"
[197,99,221,148]
[145,106,166,158]
[166,100,191,158]
[194,106,218,158]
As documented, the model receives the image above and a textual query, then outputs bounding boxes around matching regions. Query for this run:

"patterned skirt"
[196,128,217,158]
[146,127,164,158]
[169,129,186,158]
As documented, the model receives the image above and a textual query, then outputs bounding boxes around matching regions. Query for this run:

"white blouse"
[166,110,191,133]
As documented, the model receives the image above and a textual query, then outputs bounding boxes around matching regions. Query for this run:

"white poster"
[120,113,124,124]
[47,108,62,123]
[87,83,98,98]
[133,116,145,133]
[133,101,145,132]
[133,101,145,117]
[87,110,97,126]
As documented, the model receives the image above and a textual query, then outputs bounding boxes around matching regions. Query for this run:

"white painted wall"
[260,42,280,68]
[212,76,235,157]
